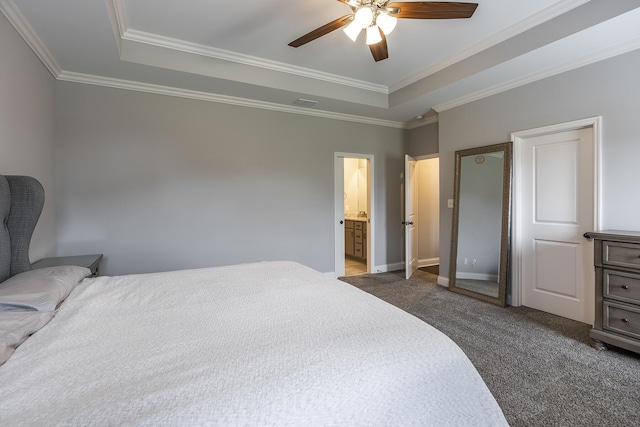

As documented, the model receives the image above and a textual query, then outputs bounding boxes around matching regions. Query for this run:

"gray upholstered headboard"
[0,175,45,282]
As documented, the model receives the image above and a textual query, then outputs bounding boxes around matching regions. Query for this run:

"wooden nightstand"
[32,254,104,277]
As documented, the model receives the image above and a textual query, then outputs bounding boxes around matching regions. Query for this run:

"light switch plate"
[447,199,454,208]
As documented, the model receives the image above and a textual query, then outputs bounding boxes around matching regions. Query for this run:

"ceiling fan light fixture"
[376,12,397,35]
[353,7,374,29]
[365,25,382,45]
[343,20,362,42]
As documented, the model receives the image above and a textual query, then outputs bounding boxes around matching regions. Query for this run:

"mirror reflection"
[449,143,512,306]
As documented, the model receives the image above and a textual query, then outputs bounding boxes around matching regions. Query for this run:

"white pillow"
[0,265,91,312]
[0,311,54,365]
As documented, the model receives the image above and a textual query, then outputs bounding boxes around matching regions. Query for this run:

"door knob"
[340,220,344,224]
[403,221,414,226]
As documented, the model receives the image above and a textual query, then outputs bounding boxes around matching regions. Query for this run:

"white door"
[405,155,417,279]
[520,128,595,324]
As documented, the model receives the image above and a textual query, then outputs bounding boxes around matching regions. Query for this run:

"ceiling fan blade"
[387,2,478,19]
[369,30,388,62]
[288,15,354,47]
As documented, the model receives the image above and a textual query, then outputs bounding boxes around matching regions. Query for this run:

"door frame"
[334,152,375,277]
[510,117,602,307]
[405,155,417,279]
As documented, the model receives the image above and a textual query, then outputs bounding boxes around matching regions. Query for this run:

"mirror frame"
[449,142,512,306]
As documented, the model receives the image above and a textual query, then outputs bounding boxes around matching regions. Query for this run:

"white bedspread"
[0,261,507,426]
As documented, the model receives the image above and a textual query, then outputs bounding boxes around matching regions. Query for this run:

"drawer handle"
[621,285,630,290]
[621,318,629,323]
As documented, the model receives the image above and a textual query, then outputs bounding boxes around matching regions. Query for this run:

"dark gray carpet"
[419,265,439,275]
[339,269,640,427]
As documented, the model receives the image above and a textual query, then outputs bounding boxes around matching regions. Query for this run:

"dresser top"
[587,230,640,242]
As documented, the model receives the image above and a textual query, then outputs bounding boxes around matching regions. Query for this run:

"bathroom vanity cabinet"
[345,220,366,261]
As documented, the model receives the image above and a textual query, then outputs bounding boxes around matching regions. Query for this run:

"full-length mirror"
[449,142,512,306]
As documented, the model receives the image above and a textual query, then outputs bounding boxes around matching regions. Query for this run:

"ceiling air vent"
[293,98,318,107]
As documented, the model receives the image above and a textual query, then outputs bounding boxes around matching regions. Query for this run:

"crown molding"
[104,0,127,54]
[7,0,637,128]
[433,36,640,113]
[0,0,61,77]
[57,71,406,129]
[110,0,386,95]
[121,28,388,95]
[388,0,591,93]
[405,115,439,130]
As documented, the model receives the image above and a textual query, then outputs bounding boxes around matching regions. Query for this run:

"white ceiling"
[3,0,640,127]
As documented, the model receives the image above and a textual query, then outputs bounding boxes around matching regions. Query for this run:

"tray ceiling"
[3,0,640,127]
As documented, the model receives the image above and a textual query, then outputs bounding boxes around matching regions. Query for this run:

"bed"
[0,175,508,426]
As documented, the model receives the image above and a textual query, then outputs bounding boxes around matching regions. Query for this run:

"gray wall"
[0,14,56,262]
[54,82,406,275]
[407,122,439,157]
[439,48,640,278]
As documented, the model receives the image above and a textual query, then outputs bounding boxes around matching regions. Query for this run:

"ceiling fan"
[288,1,479,62]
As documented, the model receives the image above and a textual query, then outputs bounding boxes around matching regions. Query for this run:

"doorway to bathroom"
[344,158,369,276]
[334,153,374,277]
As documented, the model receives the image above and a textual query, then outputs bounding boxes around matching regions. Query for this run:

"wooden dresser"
[587,230,640,354]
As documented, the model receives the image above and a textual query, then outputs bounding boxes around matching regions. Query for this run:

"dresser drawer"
[603,241,640,270]
[604,302,640,340]
[604,269,640,304]
[355,222,363,230]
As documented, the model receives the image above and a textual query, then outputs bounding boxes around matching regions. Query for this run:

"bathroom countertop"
[344,217,368,222]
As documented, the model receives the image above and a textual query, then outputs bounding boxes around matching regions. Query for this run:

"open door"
[405,155,417,279]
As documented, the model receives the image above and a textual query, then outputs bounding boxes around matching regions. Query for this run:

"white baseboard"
[326,261,404,277]
[417,257,439,268]
[437,276,449,287]
[373,262,404,273]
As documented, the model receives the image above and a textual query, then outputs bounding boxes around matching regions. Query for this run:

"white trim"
[405,115,439,130]
[434,36,640,112]
[510,116,602,307]
[417,258,439,268]
[104,0,127,54]
[5,0,631,129]
[374,262,405,274]
[122,29,388,95]
[109,0,128,37]
[0,0,405,129]
[57,71,406,129]
[437,276,449,287]
[389,0,591,92]
[109,0,386,95]
[0,0,61,77]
